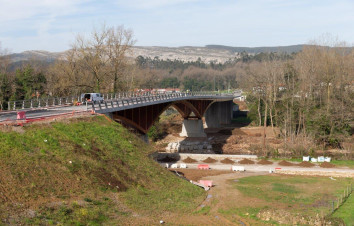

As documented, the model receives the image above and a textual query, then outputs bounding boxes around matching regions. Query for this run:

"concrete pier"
[179,119,207,137]
[205,101,233,128]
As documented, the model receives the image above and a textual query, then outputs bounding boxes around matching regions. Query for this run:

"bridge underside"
[111,100,215,134]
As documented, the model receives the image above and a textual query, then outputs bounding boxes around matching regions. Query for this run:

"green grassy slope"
[0,116,204,224]
[331,194,354,226]
[230,175,353,224]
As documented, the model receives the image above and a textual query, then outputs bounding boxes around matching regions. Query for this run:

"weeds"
[0,116,204,224]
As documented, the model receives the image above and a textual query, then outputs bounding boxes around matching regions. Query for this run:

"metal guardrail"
[5,91,236,111]
[7,96,81,111]
[90,92,236,113]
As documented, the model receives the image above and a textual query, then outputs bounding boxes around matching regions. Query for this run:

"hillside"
[0,116,204,224]
[7,44,308,66]
[205,44,306,54]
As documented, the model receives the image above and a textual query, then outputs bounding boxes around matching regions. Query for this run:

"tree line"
[243,40,353,151]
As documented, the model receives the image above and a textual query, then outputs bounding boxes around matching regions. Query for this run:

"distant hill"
[205,44,307,54]
[5,44,309,67]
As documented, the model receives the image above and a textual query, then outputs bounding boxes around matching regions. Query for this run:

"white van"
[81,93,104,103]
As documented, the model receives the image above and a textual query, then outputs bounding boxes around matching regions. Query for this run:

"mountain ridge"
[6,44,308,65]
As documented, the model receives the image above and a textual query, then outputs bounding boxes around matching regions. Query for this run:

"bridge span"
[1,92,240,138]
[92,92,237,137]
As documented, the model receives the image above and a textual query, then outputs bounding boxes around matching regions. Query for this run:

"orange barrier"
[17,111,26,120]
[197,164,209,170]
[199,180,213,187]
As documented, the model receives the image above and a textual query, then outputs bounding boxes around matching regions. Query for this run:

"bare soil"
[183,157,198,163]
[203,157,218,163]
[297,162,315,167]
[278,160,295,166]
[170,169,232,181]
[257,159,273,165]
[239,159,255,164]
[320,162,336,168]
[220,158,235,164]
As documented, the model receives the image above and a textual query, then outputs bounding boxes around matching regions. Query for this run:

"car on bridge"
[81,93,104,103]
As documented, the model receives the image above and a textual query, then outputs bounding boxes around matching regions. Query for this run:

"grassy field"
[331,160,354,169]
[270,158,354,168]
[0,116,205,224]
[225,175,353,224]
[331,194,354,225]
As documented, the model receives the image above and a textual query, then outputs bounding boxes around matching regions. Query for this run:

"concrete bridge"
[92,92,237,138]
[1,92,239,138]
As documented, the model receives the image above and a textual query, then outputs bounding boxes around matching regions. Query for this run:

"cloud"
[1,0,354,52]
[114,0,201,10]
[0,0,88,22]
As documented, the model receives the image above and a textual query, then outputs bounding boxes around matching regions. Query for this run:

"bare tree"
[47,24,135,95]
[106,25,135,92]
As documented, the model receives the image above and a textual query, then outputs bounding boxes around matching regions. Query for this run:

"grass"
[331,193,354,226]
[218,206,280,225]
[331,160,354,169]
[25,198,113,225]
[193,206,211,215]
[269,158,354,168]
[0,116,205,224]
[219,207,261,220]
[270,157,302,162]
[232,175,352,219]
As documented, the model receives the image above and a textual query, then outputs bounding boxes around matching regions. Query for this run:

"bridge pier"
[179,119,207,138]
[204,101,233,128]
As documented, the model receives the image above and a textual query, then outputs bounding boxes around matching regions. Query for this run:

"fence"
[7,96,81,111]
[6,91,235,111]
[329,183,352,215]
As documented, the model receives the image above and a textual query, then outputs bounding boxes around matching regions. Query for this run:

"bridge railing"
[5,91,235,111]
[7,96,82,111]
[90,91,235,112]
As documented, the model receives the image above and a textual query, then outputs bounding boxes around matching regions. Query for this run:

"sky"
[0,0,354,53]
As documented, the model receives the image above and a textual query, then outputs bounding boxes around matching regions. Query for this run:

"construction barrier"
[17,111,26,120]
[199,180,213,187]
[197,164,209,170]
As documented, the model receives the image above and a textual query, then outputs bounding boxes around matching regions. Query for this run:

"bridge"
[0,91,240,138]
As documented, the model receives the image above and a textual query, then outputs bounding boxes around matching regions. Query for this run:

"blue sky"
[0,0,353,53]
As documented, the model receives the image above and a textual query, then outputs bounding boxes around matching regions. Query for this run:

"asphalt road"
[0,105,88,122]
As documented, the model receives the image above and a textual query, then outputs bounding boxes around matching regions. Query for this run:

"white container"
[324,157,331,162]
[303,156,310,162]
[311,158,318,163]
[232,166,245,172]
[317,156,325,162]
[171,164,178,168]
[180,163,187,168]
